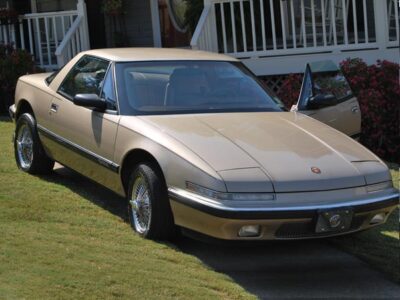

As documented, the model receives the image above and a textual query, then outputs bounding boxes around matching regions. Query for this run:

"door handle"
[50,103,59,113]
[351,106,359,114]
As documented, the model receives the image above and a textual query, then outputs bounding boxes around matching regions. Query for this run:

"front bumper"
[168,187,399,240]
[8,104,16,121]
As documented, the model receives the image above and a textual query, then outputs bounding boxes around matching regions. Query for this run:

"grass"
[331,165,400,283]
[0,119,254,299]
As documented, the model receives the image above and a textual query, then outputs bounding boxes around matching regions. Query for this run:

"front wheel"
[14,113,55,174]
[127,163,176,240]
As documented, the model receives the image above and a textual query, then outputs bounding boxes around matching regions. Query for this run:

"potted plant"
[102,0,123,16]
[0,8,18,25]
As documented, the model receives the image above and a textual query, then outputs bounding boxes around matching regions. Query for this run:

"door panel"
[48,96,119,159]
[299,97,361,137]
[292,61,361,137]
[45,96,121,192]
[40,55,122,193]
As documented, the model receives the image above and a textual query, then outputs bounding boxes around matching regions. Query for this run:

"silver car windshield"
[115,61,285,115]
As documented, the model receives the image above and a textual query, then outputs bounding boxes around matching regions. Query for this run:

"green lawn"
[331,165,400,283]
[1,118,399,299]
[0,119,254,299]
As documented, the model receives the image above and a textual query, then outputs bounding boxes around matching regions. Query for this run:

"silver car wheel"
[16,124,33,169]
[129,175,152,234]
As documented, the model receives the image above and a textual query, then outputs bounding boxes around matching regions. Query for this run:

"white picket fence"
[0,0,89,70]
[192,0,400,75]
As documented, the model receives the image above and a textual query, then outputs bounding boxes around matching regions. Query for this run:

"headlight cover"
[366,181,393,193]
[186,182,275,201]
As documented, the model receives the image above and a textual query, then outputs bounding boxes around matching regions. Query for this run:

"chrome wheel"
[16,124,33,169]
[129,175,152,234]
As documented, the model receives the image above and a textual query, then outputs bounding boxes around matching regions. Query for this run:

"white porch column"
[204,0,219,52]
[150,0,162,47]
[30,0,37,13]
[77,0,90,50]
[373,0,389,50]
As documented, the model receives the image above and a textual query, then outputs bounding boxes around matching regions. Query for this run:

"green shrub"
[184,0,204,35]
[0,44,39,114]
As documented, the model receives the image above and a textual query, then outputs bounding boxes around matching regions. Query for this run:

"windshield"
[115,61,284,115]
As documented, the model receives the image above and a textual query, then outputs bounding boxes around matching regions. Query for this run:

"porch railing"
[192,0,400,59]
[55,14,89,67]
[0,22,16,46]
[0,2,15,46]
[0,0,89,70]
[20,10,79,69]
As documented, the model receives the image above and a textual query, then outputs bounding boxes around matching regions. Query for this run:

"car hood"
[140,112,386,192]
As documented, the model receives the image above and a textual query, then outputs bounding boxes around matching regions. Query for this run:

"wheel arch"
[16,99,35,120]
[120,149,167,195]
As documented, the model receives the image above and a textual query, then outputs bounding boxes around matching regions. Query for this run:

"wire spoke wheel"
[129,174,152,234]
[16,124,33,169]
[127,163,176,240]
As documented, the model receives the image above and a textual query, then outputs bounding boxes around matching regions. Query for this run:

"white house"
[0,0,399,77]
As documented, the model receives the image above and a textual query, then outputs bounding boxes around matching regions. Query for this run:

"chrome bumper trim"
[168,187,399,219]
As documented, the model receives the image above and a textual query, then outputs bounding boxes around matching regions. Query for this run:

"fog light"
[238,225,261,237]
[370,213,386,225]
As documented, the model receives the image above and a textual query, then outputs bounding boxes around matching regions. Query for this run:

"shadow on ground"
[0,115,12,122]
[46,166,400,299]
[41,165,128,222]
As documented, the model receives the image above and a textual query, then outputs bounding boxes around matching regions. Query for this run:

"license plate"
[316,209,353,233]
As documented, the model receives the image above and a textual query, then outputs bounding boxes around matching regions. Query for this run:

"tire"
[14,113,55,174]
[127,163,177,240]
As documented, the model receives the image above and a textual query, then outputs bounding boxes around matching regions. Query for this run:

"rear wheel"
[14,113,54,174]
[127,163,176,240]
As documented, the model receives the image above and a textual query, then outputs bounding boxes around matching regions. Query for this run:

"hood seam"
[196,116,277,193]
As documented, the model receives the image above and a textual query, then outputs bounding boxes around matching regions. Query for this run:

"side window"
[59,56,110,99]
[313,72,353,102]
[101,67,117,111]
[297,64,314,110]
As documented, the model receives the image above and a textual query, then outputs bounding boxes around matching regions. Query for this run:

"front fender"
[115,117,227,193]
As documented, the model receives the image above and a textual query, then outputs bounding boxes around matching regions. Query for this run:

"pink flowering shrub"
[276,74,302,109]
[341,59,400,161]
[277,58,400,162]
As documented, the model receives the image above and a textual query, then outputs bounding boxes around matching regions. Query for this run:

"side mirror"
[73,94,106,111]
[307,94,337,110]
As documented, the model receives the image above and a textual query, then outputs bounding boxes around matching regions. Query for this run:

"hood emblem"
[311,167,321,174]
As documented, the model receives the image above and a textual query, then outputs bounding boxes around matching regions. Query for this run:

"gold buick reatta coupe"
[9,48,399,240]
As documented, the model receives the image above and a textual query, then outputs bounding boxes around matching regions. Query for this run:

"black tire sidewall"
[14,113,53,174]
[127,163,175,240]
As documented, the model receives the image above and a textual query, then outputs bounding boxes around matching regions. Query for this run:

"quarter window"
[101,66,117,111]
[59,56,110,99]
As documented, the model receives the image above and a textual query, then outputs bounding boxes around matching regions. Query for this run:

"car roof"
[81,48,239,62]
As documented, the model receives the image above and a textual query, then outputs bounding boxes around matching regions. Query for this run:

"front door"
[292,61,361,138]
[45,55,121,192]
